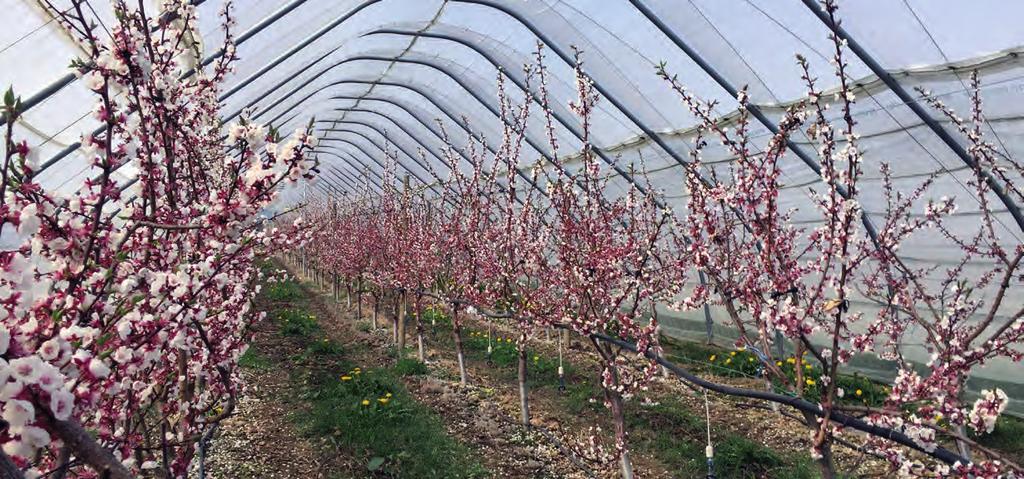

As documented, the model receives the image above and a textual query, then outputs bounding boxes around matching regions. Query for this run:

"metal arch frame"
[255,58,587,199]
[237,60,509,200]
[315,178,347,197]
[317,113,516,205]
[446,0,695,173]
[362,28,652,196]
[321,134,458,207]
[797,0,1024,233]
[320,137,399,187]
[223,46,342,124]
[320,148,385,193]
[319,126,440,193]
[324,109,451,168]
[329,99,485,173]
[319,118,450,185]
[217,0,385,103]
[320,119,475,206]
[264,75,565,200]
[317,147,386,190]
[0,0,215,127]
[325,162,369,191]
[252,54,561,177]
[320,164,362,193]
[628,0,882,244]
[327,95,540,207]
[30,0,310,171]
[319,133,448,202]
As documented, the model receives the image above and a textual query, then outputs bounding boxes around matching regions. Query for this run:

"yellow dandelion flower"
[776,361,783,367]
[385,392,392,398]
[855,389,862,397]
[725,358,732,365]
[786,357,796,364]
[361,399,370,406]
[805,364,812,370]
[709,355,716,362]
[806,379,816,386]
[747,357,754,362]
[378,397,390,405]
[533,356,539,362]
[341,376,352,381]
[730,351,736,357]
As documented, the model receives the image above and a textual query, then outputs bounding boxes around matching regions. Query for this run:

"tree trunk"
[518,346,530,426]
[397,292,407,355]
[372,295,378,330]
[46,417,134,479]
[452,307,468,385]
[607,381,633,479]
[801,411,836,479]
[346,283,352,309]
[415,297,425,362]
[391,293,399,344]
[594,340,633,479]
[356,287,362,321]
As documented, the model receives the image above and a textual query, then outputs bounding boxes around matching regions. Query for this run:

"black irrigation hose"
[587,331,968,465]
[381,286,969,466]
[301,254,973,468]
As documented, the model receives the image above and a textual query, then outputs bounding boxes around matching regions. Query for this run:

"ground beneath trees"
[199,260,894,478]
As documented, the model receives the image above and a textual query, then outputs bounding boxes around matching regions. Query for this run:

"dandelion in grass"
[361,399,370,406]
[378,397,390,405]
[709,354,716,362]
[806,379,816,386]
[341,376,352,381]
[855,389,862,397]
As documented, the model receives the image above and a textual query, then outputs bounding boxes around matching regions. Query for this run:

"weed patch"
[294,365,487,478]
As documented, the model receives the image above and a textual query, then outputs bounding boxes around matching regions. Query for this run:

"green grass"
[266,279,303,302]
[294,363,487,478]
[628,398,819,478]
[661,336,889,407]
[307,336,345,356]
[255,293,487,478]
[393,357,429,377]
[238,346,272,370]
[277,308,319,337]
[457,328,577,388]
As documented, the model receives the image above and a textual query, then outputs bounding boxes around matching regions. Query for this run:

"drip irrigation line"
[372,285,968,466]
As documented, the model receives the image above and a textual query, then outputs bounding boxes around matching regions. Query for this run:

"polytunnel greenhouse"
[0,0,1022,477]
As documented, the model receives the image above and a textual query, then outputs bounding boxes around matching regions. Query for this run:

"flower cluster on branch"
[0,1,315,477]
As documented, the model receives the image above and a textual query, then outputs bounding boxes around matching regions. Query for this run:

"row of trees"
[299,7,1022,479]
[1,1,315,478]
